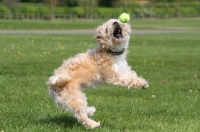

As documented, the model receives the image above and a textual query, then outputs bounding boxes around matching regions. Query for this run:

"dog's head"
[94,19,131,54]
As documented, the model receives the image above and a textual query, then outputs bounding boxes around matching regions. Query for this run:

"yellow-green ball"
[119,13,130,23]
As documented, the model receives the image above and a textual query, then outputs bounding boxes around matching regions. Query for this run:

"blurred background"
[0,0,200,20]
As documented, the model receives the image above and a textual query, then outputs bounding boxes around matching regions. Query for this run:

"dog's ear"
[94,26,107,44]
[94,33,102,41]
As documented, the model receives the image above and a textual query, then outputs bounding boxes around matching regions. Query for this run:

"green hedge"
[38,6,50,15]
[1,2,200,18]
[71,7,84,16]
[96,7,121,17]
[54,7,74,14]
[12,4,50,15]
[180,7,198,15]
[0,5,8,14]
[153,7,176,15]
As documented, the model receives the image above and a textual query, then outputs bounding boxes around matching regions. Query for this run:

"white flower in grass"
[151,95,156,98]
[189,90,193,93]
[194,74,197,78]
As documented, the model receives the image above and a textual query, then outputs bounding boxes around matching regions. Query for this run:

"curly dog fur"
[47,19,149,129]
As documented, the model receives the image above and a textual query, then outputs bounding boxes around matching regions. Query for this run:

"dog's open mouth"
[113,22,123,38]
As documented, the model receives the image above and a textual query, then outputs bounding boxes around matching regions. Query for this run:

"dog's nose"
[113,22,118,25]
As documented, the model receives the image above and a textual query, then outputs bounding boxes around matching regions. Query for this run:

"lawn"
[0,22,200,131]
[0,18,200,31]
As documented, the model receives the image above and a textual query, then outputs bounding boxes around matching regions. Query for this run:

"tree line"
[1,0,199,7]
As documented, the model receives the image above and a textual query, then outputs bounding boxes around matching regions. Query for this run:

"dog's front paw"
[142,82,149,89]
[135,78,149,89]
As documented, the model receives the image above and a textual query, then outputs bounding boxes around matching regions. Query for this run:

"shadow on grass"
[39,114,79,129]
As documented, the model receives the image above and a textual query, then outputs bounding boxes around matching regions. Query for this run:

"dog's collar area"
[106,48,125,55]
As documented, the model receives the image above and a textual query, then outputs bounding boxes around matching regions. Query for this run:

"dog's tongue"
[116,34,122,37]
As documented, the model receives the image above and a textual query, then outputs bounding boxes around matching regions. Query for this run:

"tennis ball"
[119,13,130,23]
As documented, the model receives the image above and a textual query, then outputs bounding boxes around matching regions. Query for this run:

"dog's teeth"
[118,29,121,33]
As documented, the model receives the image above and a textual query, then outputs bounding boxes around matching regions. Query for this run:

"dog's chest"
[112,56,130,74]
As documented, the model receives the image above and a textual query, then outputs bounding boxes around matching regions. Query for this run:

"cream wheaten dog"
[47,19,149,129]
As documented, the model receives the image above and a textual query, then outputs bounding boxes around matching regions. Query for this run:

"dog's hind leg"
[87,106,96,116]
[65,87,100,129]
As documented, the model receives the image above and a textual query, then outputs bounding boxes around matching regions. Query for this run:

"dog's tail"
[46,74,71,88]
[47,75,72,110]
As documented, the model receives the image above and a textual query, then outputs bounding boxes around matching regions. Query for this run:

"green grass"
[0,32,200,132]
[0,18,200,31]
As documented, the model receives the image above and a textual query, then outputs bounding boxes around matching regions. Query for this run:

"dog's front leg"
[105,72,149,89]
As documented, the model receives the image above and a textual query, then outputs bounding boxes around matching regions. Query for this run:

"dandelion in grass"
[195,90,198,92]
[17,51,25,56]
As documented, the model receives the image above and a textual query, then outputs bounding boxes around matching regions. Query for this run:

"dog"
[46,19,149,129]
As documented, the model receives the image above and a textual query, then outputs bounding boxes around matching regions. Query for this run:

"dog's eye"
[106,28,108,33]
